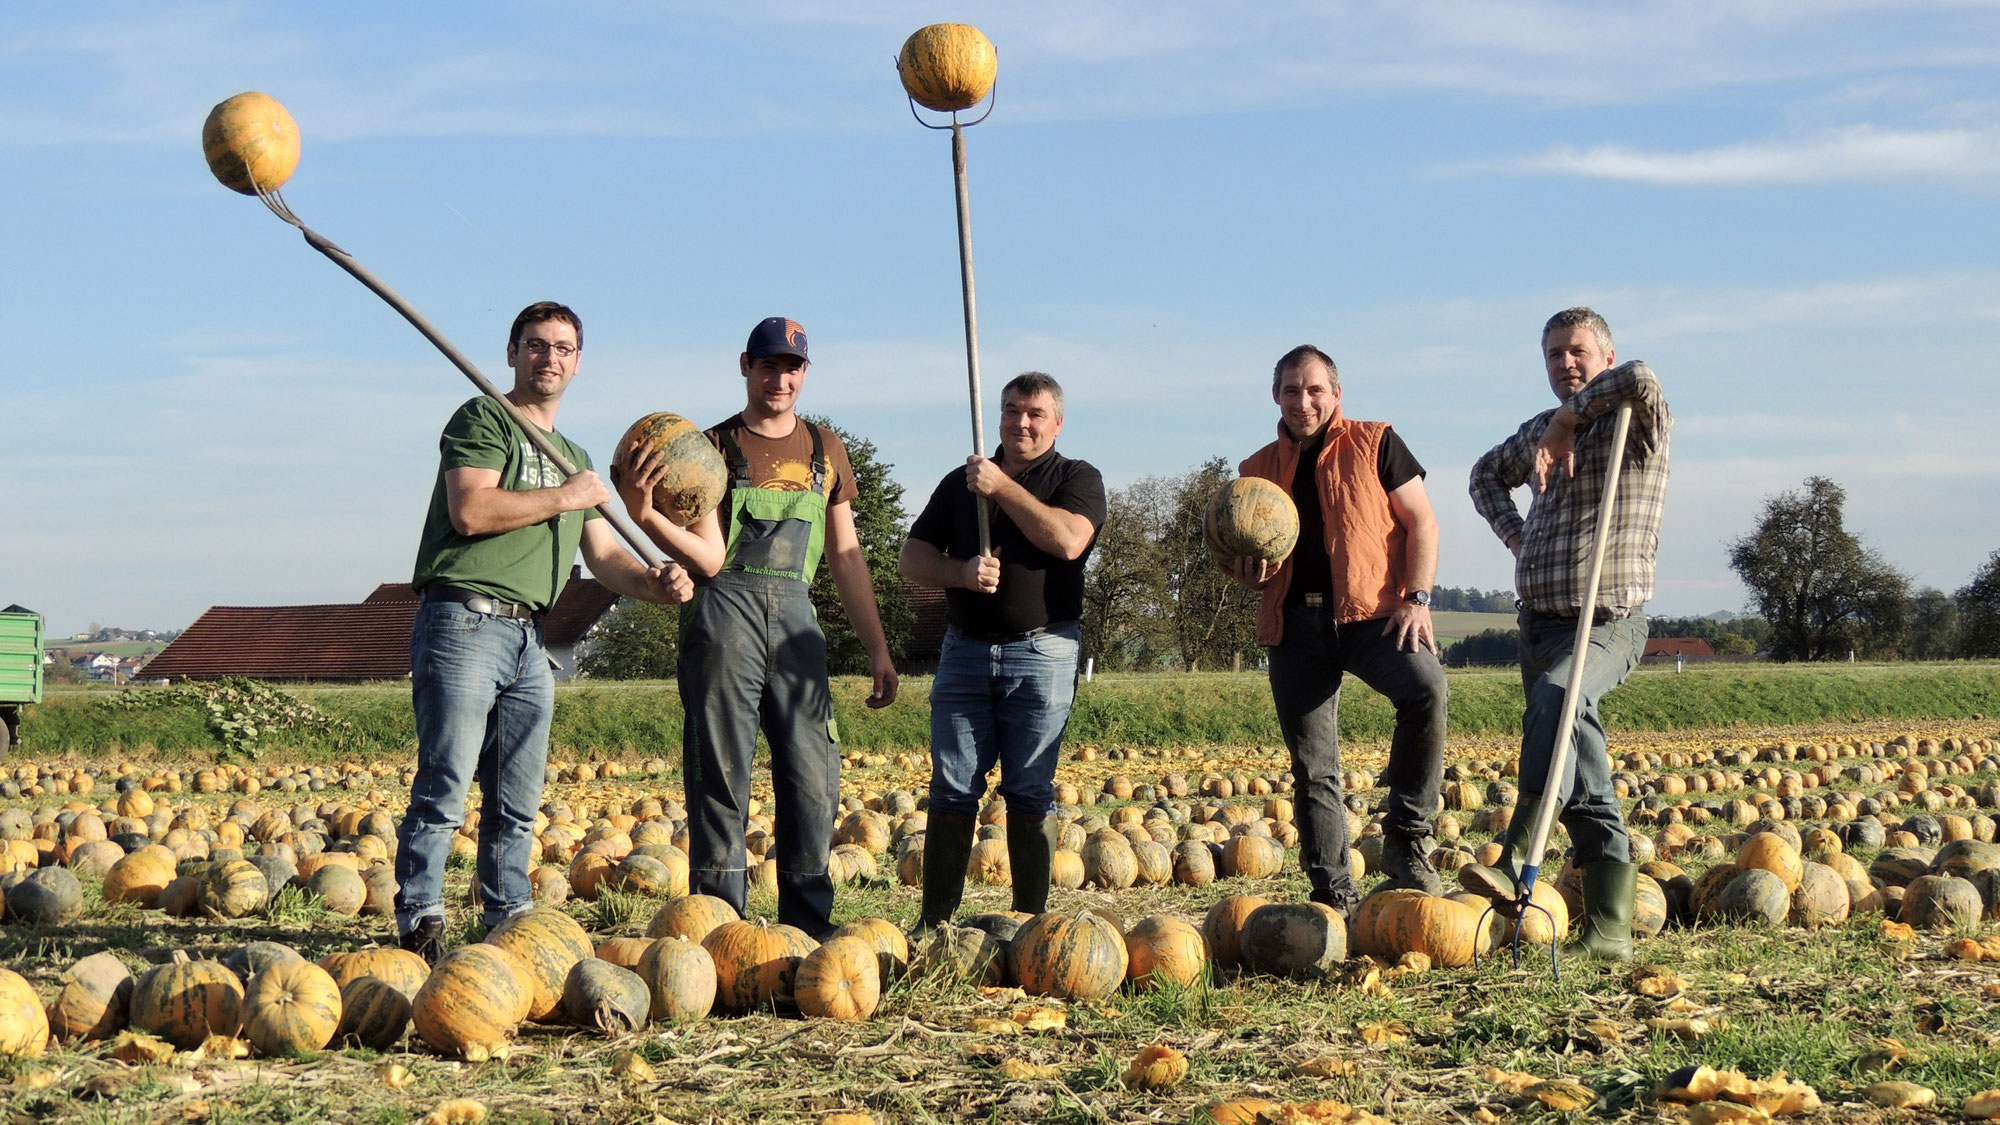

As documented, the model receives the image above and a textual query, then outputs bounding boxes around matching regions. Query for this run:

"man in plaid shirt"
[1460,307,1672,961]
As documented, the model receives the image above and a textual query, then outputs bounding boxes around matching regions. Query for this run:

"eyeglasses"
[519,339,579,358]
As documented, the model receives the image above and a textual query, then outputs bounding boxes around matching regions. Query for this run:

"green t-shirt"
[412,396,601,610]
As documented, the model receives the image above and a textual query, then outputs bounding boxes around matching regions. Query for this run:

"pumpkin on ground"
[1082,837,1138,890]
[703,919,819,1014]
[1900,874,1983,931]
[1204,477,1300,567]
[412,943,534,1060]
[912,922,1006,987]
[829,917,910,983]
[1009,910,1128,1002]
[1221,835,1285,879]
[636,936,717,1023]
[48,951,133,1043]
[1375,894,1485,968]
[1124,916,1208,990]
[612,413,729,527]
[1789,861,1852,928]
[241,961,342,1057]
[795,936,882,1022]
[896,23,998,113]
[595,937,654,971]
[0,968,49,1057]
[1201,894,1271,969]
[9,866,83,925]
[485,908,595,1023]
[1350,888,1431,959]
[132,953,244,1049]
[1240,902,1347,979]
[335,976,412,1050]
[1499,881,1572,947]
[646,894,739,943]
[562,960,652,1034]
[224,941,305,984]
[103,848,176,907]
[319,948,430,1000]
[201,91,301,195]
[1711,869,1791,927]
[1172,840,1217,886]
[199,858,268,920]
[307,864,367,916]
[1737,832,1805,892]
[1632,872,1670,938]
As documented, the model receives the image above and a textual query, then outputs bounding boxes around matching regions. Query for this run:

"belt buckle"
[464,595,498,616]
[1303,593,1324,609]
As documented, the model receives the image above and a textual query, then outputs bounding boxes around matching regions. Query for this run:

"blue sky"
[5,1,1997,639]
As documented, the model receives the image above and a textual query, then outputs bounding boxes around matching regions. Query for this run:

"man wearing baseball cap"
[638,317,898,938]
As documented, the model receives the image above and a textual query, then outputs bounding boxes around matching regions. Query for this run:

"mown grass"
[21,660,2000,760]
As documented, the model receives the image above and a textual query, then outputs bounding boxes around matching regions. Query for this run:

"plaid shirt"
[1469,361,1672,618]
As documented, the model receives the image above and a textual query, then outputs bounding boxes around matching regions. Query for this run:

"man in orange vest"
[1222,345,1449,918]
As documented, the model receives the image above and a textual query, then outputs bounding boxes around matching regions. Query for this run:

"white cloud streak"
[1450,125,2000,184]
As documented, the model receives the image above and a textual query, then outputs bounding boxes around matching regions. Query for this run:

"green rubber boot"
[1561,860,1637,961]
[1007,813,1059,916]
[917,812,978,931]
[1457,795,1541,913]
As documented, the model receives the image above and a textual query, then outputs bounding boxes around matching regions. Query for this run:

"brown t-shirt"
[704,415,858,540]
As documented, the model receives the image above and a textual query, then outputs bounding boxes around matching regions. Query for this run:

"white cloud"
[1450,124,2000,184]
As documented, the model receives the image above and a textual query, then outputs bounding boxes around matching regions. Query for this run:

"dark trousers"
[1268,606,1448,908]
[1516,610,1647,865]
[679,571,840,935]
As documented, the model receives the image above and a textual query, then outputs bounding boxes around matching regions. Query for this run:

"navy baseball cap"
[745,317,809,362]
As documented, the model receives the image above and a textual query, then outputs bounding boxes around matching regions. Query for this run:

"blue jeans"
[927,624,1082,817]
[394,598,553,933]
[1516,611,1648,865]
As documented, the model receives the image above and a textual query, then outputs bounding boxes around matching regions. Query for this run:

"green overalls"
[678,422,841,936]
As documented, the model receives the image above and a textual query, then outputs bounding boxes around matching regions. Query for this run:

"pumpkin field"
[1,696,1999,1125]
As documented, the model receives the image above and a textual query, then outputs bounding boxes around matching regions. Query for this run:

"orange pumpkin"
[1082,837,1138,890]
[636,936,717,1023]
[411,943,534,1060]
[0,969,49,1057]
[897,24,998,113]
[612,413,727,526]
[704,919,819,1014]
[594,937,655,971]
[103,847,177,908]
[131,953,243,1049]
[1221,835,1284,879]
[645,893,740,943]
[1205,477,1300,566]
[48,950,133,1043]
[335,975,412,1049]
[794,936,881,1021]
[1374,894,1485,968]
[1737,832,1805,892]
[828,917,910,983]
[1201,894,1271,969]
[241,961,342,1056]
[1009,910,1128,1002]
[318,948,430,1000]
[1124,915,1208,990]
[485,908,594,1023]
[202,91,300,195]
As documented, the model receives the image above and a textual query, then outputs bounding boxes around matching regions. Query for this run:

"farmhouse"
[144,569,618,683]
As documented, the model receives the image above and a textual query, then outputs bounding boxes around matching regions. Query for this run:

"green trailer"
[0,606,44,756]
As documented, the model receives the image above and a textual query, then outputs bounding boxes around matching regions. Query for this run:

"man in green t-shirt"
[395,300,692,963]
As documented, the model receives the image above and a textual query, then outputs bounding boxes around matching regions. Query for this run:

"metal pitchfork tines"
[1470,400,1636,981]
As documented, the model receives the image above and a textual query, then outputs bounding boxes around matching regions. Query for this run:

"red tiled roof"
[145,576,620,682]
[143,603,420,682]
[1644,637,1715,658]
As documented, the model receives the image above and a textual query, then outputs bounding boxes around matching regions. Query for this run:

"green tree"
[1447,627,1520,667]
[803,416,913,676]
[1726,476,1912,662]
[1162,457,1262,672]
[576,598,679,679]
[1907,588,1960,660]
[1082,478,1169,670]
[1956,550,2000,658]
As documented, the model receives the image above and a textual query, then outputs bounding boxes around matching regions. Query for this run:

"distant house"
[1643,637,1716,665]
[143,569,619,683]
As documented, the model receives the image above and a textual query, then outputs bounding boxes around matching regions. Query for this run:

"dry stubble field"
[1,718,1998,1125]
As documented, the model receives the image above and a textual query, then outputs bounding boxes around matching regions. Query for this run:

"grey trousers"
[1268,606,1449,909]
[1514,610,1647,866]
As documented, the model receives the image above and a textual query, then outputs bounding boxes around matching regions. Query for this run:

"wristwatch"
[1405,590,1432,608]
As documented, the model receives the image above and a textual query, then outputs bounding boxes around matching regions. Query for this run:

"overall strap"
[718,428,753,490]
[805,422,828,497]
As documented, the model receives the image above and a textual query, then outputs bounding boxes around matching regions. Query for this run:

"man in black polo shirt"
[899,371,1106,928]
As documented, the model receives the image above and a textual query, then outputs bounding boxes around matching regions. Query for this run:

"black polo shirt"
[908,447,1107,637]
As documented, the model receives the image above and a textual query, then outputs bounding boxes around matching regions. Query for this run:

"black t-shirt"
[907,448,1107,636]
[1287,426,1424,607]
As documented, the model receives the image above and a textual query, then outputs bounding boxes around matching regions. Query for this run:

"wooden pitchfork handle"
[1517,401,1636,903]
[254,188,671,572]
